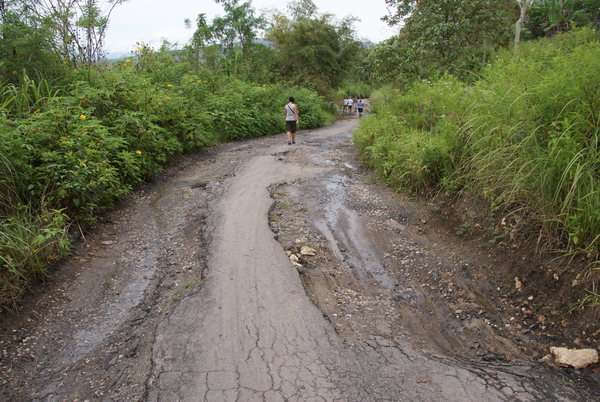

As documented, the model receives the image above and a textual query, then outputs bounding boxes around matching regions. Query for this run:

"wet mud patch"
[268,140,600,397]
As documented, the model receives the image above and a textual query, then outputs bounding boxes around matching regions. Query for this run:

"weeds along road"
[0,118,593,401]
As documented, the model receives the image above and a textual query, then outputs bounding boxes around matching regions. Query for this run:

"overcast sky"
[103,0,398,57]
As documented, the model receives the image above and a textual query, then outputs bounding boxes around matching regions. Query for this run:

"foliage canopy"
[266,0,363,94]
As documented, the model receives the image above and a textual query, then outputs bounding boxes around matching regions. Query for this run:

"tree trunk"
[514,18,522,51]
[514,0,531,55]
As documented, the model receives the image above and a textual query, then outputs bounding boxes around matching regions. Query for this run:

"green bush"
[355,29,600,254]
[354,77,467,192]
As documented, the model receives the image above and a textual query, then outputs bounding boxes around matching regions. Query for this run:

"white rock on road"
[550,347,599,369]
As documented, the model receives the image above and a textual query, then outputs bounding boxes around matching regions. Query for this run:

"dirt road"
[1,118,597,401]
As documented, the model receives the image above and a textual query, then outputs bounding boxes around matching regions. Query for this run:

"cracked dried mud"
[1,117,599,401]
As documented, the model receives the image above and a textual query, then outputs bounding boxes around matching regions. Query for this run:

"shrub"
[355,29,600,254]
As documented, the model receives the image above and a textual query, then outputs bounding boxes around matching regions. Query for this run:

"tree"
[266,0,361,94]
[0,3,66,84]
[210,0,266,78]
[184,13,213,73]
[3,0,127,68]
[525,0,600,39]
[379,0,515,82]
[212,0,265,57]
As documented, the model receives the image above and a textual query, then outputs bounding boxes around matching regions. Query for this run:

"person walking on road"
[357,99,364,118]
[347,98,353,115]
[285,97,299,145]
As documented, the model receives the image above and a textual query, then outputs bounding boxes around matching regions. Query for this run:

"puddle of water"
[313,174,396,289]
[473,290,496,314]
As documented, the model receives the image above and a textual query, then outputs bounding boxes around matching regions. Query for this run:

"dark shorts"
[286,120,297,133]
[358,108,363,113]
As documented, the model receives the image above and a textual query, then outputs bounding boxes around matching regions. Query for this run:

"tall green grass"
[354,29,600,255]
[1,70,60,118]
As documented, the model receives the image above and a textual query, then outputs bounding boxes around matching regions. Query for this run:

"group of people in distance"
[343,97,364,118]
[284,96,366,146]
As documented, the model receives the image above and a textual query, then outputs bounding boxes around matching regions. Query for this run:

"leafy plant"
[355,29,600,256]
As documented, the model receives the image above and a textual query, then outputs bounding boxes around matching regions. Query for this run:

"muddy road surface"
[1,118,598,401]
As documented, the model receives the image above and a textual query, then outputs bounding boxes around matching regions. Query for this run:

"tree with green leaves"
[266,0,362,95]
[212,0,265,57]
[525,0,600,39]
[183,13,214,74]
[208,0,267,78]
[1,0,127,70]
[378,0,515,82]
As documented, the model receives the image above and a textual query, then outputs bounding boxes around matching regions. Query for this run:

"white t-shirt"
[285,103,297,121]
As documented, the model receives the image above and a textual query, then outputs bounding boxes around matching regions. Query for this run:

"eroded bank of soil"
[268,132,600,397]
[0,116,598,401]
[269,142,600,364]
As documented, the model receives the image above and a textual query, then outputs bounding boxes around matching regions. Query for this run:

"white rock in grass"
[550,347,598,369]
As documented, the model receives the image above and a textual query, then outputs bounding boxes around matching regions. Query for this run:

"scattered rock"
[514,277,522,290]
[289,254,303,267]
[300,246,317,256]
[384,219,406,231]
[549,347,599,369]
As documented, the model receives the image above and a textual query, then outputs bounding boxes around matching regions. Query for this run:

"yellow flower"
[126,60,131,63]
[12,70,17,74]
[167,84,173,87]
[246,98,250,100]
[33,109,40,114]
[135,150,142,155]
[197,80,202,82]
[165,97,171,100]
[80,115,86,119]
[158,102,163,105]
